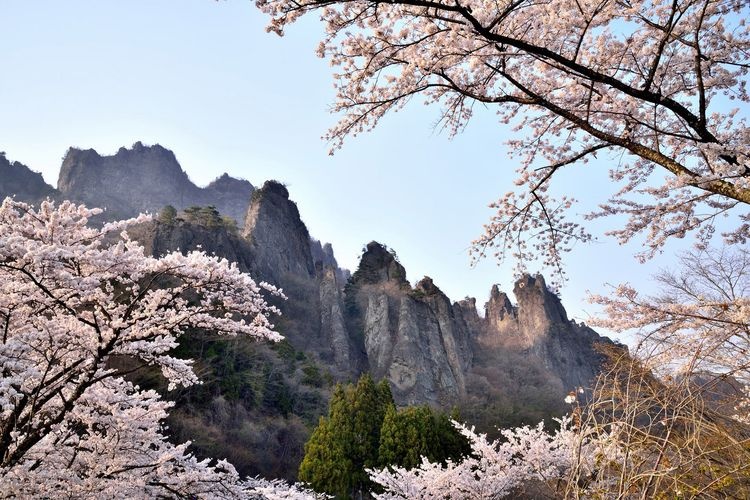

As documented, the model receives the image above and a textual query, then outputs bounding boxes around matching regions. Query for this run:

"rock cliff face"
[346,248,471,406]
[318,266,353,372]
[480,274,610,392]
[132,220,255,274]
[57,142,253,224]
[0,153,58,204]
[344,242,612,406]
[1,143,612,409]
[242,181,314,285]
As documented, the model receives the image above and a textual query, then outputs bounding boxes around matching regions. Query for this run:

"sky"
[0,0,702,337]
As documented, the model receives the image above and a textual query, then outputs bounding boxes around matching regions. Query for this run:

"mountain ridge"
[0,143,616,478]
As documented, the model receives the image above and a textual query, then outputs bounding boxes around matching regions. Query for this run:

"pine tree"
[158,204,177,223]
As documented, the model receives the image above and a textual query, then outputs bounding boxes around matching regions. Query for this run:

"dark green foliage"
[181,205,237,232]
[299,375,388,498]
[378,405,437,469]
[302,364,324,388]
[158,205,177,224]
[378,405,470,470]
[221,215,238,234]
[298,375,468,498]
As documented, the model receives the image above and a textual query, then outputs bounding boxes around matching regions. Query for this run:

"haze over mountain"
[0,142,615,478]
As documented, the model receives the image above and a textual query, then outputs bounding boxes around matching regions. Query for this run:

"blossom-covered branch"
[0,198,318,498]
[257,0,750,276]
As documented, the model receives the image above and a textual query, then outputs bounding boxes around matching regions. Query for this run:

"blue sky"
[1,0,698,333]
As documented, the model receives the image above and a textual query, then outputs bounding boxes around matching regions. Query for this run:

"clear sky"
[1,0,699,335]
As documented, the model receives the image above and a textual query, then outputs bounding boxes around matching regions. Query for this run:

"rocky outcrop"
[311,239,350,283]
[202,173,256,226]
[346,243,472,406]
[131,219,255,273]
[480,274,611,392]
[480,285,519,348]
[345,243,613,405]
[242,181,315,285]
[0,153,58,204]
[318,266,352,373]
[57,142,253,224]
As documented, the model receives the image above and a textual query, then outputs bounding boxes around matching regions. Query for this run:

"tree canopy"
[257,0,749,278]
[298,375,469,498]
[0,198,315,498]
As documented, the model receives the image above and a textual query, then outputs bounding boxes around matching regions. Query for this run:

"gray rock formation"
[480,274,611,392]
[345,243,473,406]
[131,219,255,274]
[203,173,257,226]
[345,243,613,406]
[57,142,253,224]
[311,238,350,284]
[318,266,353,372]
[0,153,59,204]
[242,181,315,285]
[2,144,612,412]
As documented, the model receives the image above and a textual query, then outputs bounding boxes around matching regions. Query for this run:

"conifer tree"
[298,376,391,498]
[378,406,438,469]
[378,405,470,470]
[299,375,469,497]
[297,411,352,497]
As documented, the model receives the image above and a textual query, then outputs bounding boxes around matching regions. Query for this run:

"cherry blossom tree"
[0,198,316,498]
[368,414,623,499]
[257,0,749,276]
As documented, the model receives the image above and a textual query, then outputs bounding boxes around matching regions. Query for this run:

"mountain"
[344,242,611,409]
[0,143,615,477]
[0,152,59,204]
[57,142,253,224]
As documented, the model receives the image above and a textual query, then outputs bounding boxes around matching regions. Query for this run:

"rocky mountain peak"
[242,180,313,284]
[0,154,58,204]
[414,276,442,296]
[258,180,290,199]
[206,173,252,192]
[351,242,408,286]
[56,142,253,225]
[513,273,568,327]
[203,174,255,226]
[59,143,188,194]
[486,284,516,322]
[310,239,339,269]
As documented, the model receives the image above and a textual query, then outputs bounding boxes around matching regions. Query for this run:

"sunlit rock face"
[480,274,612,391]
[345,243,471,406]
[347,243,613,406]
[57,142,253,224]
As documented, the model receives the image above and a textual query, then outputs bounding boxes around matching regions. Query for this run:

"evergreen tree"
[298,376,391,498]
[348,375,389,496]
[378,405,468,470]
[299,375,469,497]
[298,412,352,497]
[434,407,472,463]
